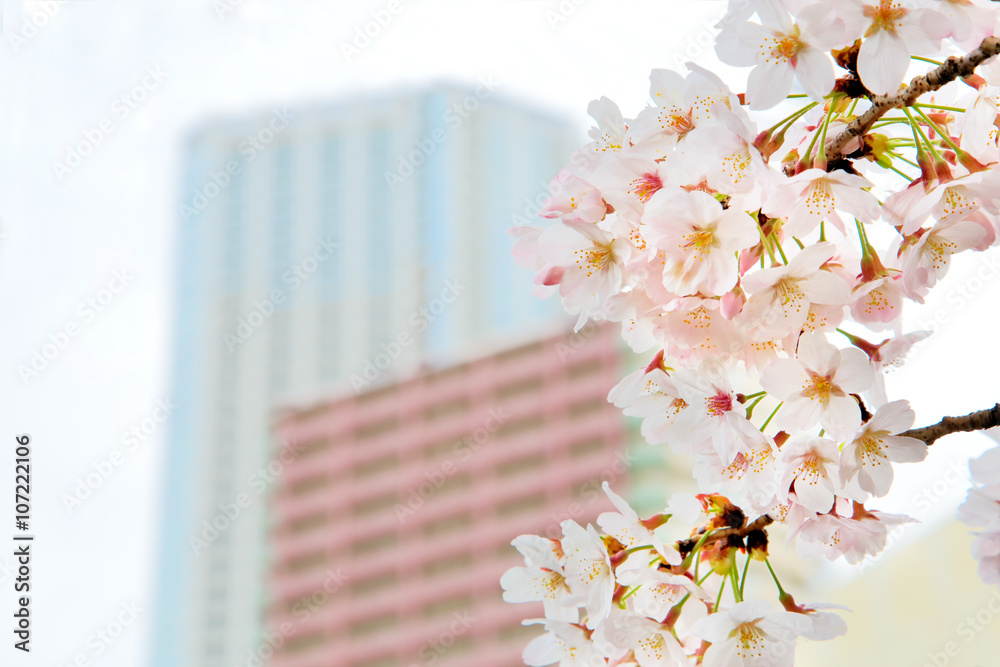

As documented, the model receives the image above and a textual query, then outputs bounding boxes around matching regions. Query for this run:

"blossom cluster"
[507,0,1000,662]
[502,484,845,667]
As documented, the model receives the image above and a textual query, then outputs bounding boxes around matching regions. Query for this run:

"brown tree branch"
[794,36,1000,172]
[900,403,1000,446]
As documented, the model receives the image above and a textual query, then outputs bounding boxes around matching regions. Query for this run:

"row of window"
[284,432,609,507]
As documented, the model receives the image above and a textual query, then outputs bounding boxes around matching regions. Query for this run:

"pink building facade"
[267,325,632,667]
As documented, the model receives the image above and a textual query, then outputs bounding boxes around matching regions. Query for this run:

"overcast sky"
[1,2,998,666]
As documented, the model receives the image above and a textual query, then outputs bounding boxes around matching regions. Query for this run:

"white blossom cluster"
[506,0,1000,663]
[502,484,846,666]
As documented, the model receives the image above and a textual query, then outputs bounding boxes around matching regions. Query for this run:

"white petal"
[858,30,910,95]
[795,47,835,101]
[747,61,796,110]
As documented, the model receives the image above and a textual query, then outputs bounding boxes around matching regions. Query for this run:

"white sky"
[0,1,998,666]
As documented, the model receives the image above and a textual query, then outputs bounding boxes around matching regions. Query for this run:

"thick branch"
[818,36,1000,168]
[901,403,1000,446]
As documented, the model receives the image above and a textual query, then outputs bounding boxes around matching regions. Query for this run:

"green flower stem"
[756,220,779,266]
[772,234,788,265]
[903,106,942,162]
[804,102,835,164]
[766,102,818,135]
[914,106,962,154]
[714,576,727,613]
[729,565,743,603]
[914,103,966,113]
[764,559,787,597]
[739,553,752,598]
[760,402,783,432]
[745,395,766,420]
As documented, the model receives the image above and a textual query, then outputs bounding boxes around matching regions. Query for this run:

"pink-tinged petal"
[833,182,881,223]
[938,220,987,250]
[536,265,564,287]
[522,632,561,667]
[867,399,915,434]
[796,333,838,374]
[690,610,735,643]
[882,435,928,463]
[833,347,875,393]
[799,270,851,305]
[794,471,836,513]
[649,68,685,103]
[822,394,862,438]
[715,22,766,66]
[760,358,810,397]
[859,455,895,497]
[747,61,796,110]
[731,598,775,624]
[840,442,861,484]
[787,241,838,276]
[600,481,637,519]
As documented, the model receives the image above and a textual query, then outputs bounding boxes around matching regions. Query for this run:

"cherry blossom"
[762,169,880,236]
[598,482,682,565]
[839,400,927,496]
[760,333,874,439]
[839,0,943,95]
[502,535,579,623]
[690,599,809,667]
[716,0,847,109]
[776,436,841,513]
[642,189,759,296]
[561,520,615,630]
[740,243,851,339]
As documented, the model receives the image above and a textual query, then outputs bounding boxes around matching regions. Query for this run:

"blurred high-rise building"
[268,325,630,667]
[152,86,579,667]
